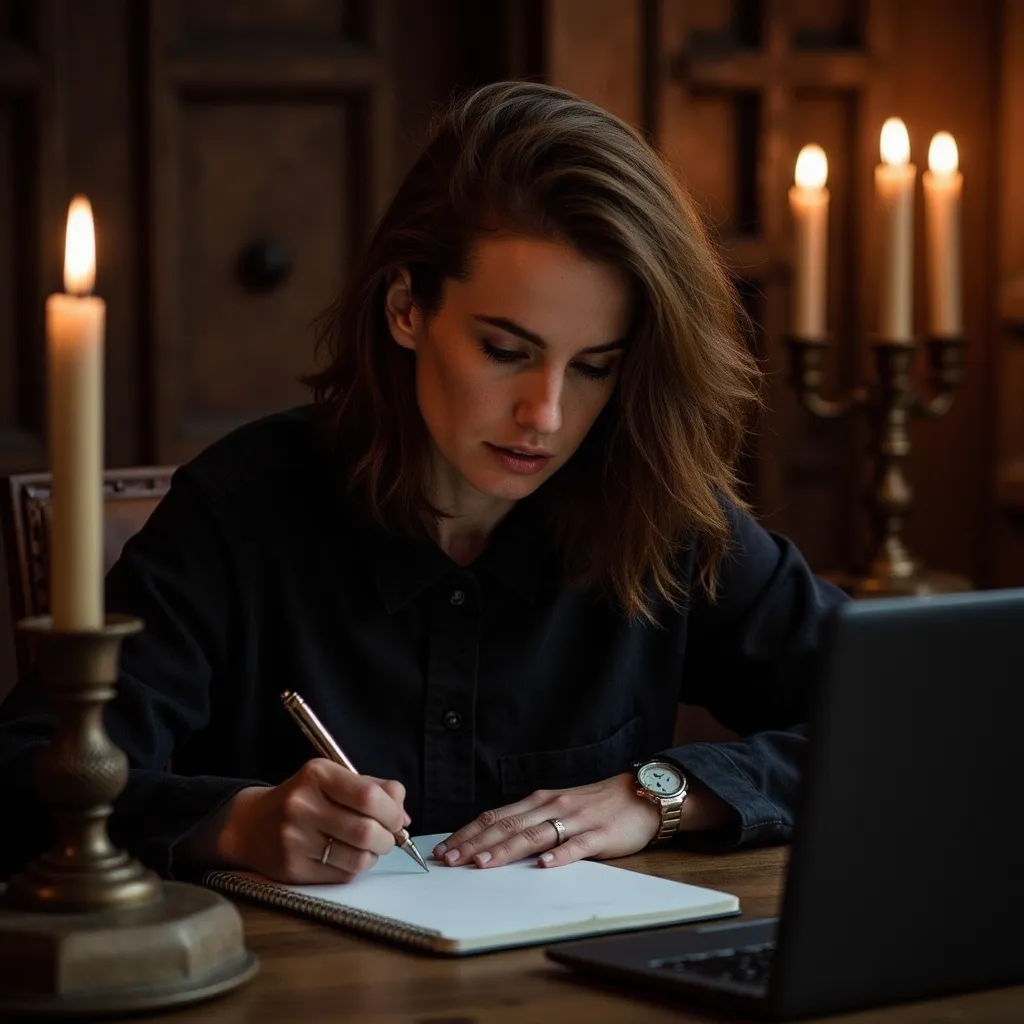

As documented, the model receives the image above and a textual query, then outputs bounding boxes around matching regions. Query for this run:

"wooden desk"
[133,846,1023,1024]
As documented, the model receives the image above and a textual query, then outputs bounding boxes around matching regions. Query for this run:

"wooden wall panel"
[547,0,1009,587]
[0,0,520,700]
[656,0,881,576]
[0,100,18,423]
[179,101,348,420]
[0,0,147,476]
[0,0,58,697]
[147,0,395,465]
[879,0,1000,587]
[62,0,145,471]
[0,0,54,475]
[993,1,1024,585]
[546,0,641,126]
[177,0,355,39]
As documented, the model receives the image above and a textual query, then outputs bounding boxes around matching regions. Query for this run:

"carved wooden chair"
[1,467,176,677]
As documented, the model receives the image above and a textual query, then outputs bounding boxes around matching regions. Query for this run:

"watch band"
[654,800,685,842]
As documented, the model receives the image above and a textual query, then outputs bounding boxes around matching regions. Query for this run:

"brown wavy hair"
[305,80,761,623]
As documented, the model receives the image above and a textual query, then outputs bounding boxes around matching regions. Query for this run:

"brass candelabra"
[0,615,258,1015]
[789,333,972,597]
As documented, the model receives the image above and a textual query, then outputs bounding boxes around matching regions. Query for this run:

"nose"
[514,366,563,436]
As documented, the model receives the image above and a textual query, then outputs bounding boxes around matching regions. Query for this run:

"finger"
[264,830,369,885]
[369,776,406,804]
[318,834,380,876]
[318,805,397,857]
[438,794,562,865]
[311,761,407,833]
[270,856,360,885]
[537,829,599,868]
[432,798,531,862]
[468,816,573,869]
[374,778,410,824]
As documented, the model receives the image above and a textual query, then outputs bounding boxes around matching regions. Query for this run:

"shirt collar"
[356,491,554,614]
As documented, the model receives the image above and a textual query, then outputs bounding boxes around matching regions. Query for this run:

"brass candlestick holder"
[789,333,972,597]
[0,615,258,1015]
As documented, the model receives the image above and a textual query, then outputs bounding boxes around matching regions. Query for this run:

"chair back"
[1,467,175,674]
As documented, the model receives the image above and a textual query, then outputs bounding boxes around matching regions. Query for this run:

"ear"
[385,268,419,351]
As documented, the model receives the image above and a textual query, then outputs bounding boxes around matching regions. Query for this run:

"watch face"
[639,761,683,796]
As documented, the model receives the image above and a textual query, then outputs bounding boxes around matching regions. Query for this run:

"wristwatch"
[633,758,688,844]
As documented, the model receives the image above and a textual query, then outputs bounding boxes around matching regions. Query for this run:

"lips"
[485,443,553,476]
[502,446,551,458]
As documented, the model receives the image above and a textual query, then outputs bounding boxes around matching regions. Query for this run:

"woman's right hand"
[184,759,410,883]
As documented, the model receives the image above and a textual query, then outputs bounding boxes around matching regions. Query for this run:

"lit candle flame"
[795,144,828,189]
[63,195,96,296]
[928,131,959,175]
[880,118,911,167]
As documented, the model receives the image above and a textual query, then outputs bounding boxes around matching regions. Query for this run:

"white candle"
[875,117,916,340]
[923,131,963,337]
[789,144,830,338]
[46,196,105,630]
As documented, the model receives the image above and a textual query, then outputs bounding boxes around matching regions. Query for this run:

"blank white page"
[277,833,739,953]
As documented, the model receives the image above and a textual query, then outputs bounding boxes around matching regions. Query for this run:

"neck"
[426,453,515,565]
[431,497,514,565]
[435,521,493,566]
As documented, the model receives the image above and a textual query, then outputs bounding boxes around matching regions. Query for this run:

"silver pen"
[280,690,429,872]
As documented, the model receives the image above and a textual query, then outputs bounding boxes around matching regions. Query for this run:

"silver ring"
[548,818,567,846]
[320,836,334,866]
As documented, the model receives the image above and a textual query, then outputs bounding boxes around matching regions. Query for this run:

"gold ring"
[320,836,334,866]
[548,818,567,846]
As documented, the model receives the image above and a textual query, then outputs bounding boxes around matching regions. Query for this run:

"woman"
[0,81,844,884]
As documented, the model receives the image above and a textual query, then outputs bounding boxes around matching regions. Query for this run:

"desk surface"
[136,846,1023,1024]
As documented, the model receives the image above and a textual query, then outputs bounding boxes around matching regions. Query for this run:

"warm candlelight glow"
[928,131,959,175]
[880,118,911,167]
[63,195,96,296]
[794,144,828,190]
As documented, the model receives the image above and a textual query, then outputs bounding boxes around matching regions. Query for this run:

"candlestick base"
[825,567,973,599]
[0,883,258,1015]
[0,616,257,1013]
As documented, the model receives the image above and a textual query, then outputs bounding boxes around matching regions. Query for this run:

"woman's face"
[387,236,632,510]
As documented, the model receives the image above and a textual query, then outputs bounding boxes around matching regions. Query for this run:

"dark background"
[2,0,1023,697]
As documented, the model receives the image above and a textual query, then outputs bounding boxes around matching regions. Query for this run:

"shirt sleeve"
[0,468,266,880]
[659,502,848,850]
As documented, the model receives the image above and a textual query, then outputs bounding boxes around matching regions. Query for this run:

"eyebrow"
[471,315,627,355]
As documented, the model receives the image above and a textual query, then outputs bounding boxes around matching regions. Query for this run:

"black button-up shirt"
[0,407,846,878]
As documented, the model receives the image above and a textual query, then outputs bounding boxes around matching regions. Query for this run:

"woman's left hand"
[433,773,663,869]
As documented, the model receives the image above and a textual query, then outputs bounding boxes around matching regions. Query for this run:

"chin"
[469,466,552,503]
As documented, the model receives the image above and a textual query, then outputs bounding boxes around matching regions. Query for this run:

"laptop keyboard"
[651,942,776,987]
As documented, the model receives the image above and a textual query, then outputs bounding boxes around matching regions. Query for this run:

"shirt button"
[450,588,466,606]
[443,710,462,730]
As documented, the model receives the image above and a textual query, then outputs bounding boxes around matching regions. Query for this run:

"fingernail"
[433,842,447,857]
[539,852,554,865]
[475,852,491,866]
[403,812,411,827]
[444,850,460,865]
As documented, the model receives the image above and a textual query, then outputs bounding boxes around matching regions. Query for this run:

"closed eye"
[481,339,618,382]
[481,340,526,365]
[573,361,615,381]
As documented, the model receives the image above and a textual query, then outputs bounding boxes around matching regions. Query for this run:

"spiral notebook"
[204,833,740,955]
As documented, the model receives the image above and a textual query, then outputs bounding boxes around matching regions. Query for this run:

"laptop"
[547,588,1024,1020]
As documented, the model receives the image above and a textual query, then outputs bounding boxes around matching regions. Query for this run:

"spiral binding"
[205,870,445,951]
